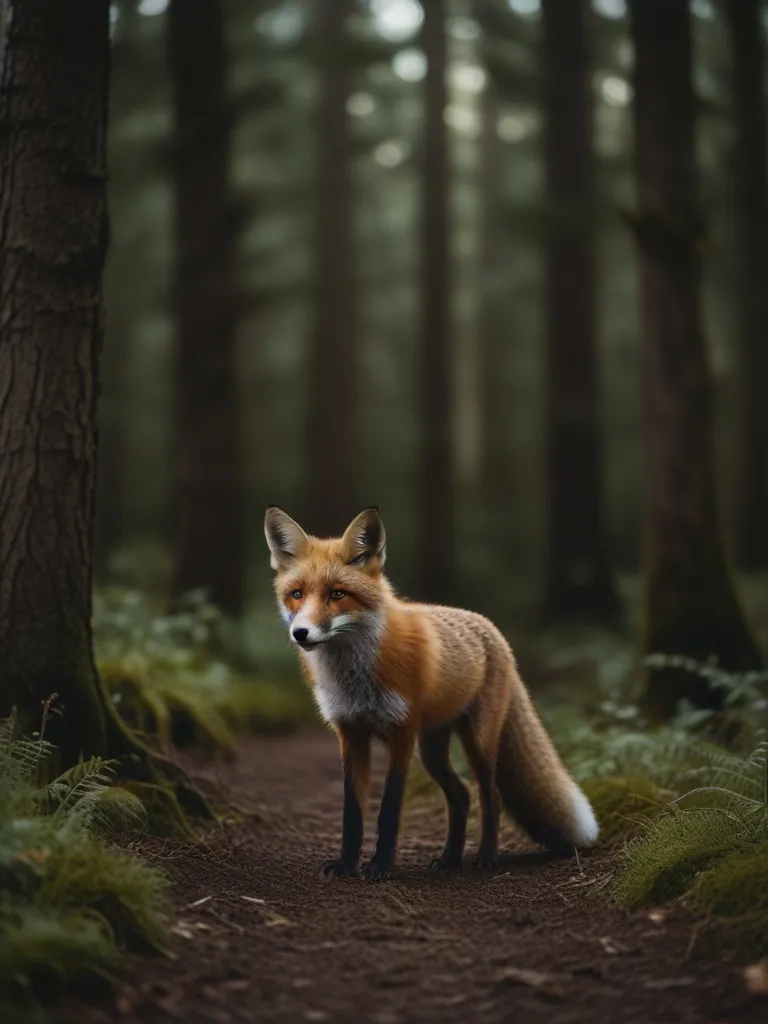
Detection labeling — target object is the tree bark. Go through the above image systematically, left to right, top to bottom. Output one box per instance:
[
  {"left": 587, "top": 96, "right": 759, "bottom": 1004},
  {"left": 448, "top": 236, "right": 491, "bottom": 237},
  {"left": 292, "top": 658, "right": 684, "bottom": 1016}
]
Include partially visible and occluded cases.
[
  {"left": 0, "top": 0, "right": 110, "bottom": 762},
  {"left": 168, "top": 0, "right": 245, "bottom": 614},
  {"left": 304, "top": 0, "right": 358, "bottom": 538},
  {"left": 417, "top": 0, "right": 454, "bottom": 603},
  {"left": 539, "top": 0, "right": 620, "bottom": 628},
  {"left": 628, "top": 0, "right": 762, "bottom": 720},
  {"left": 723, "top": 0, "right": 768, "bottom": 571},
  {"left": 94, "top": 312, "right": 127, "bottom": 581}
]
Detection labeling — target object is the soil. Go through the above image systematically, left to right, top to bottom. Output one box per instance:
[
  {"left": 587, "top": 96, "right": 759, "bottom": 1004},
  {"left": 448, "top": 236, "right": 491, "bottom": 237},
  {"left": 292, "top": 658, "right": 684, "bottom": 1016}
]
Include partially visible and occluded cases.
[{"left": 59, "top": 729, "right": 763, "bottom": 1024}]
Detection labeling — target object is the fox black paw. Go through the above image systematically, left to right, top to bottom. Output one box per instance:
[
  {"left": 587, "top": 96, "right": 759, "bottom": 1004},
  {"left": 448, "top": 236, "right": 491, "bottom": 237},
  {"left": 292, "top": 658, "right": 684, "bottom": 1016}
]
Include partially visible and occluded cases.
[
  {"left": 472, "top": 852, "right": 499, "bottom": 870},
  {"left": 428, "top": 854, "right": 463, "bottom": 872},
  {"left": 320, "top": 859, "right": 358, "bottom": 879},
  {"left": 362, "top": 860, "right": 392, "bottom": 881}
]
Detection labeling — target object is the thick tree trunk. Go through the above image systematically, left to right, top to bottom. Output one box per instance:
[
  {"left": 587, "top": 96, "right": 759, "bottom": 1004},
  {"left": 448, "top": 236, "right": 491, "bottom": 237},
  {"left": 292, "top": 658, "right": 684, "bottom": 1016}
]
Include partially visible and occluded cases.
[
  {"left": 0, "top": 0, "right": 110, "bottom": 763},
  {"left": 168, "top": 0, "right": 245, "bottom": 614},
  {"left": 305, "top": 0, "right": 358, "bottom": 538},
  {"left": 417, "top": 0, "right": 454, "bottom": 603},
  {"left": 539, "top": 0, "right": 620, "bottom": 628},
  {"left": 628, "top": 0, "right": 762, "bottom": 720},
  {"left": 724, "top": 0, "right": 768, "bottom": 571},
  {"left": 94, "top": 315, "right": 127, "bottom": 581}
]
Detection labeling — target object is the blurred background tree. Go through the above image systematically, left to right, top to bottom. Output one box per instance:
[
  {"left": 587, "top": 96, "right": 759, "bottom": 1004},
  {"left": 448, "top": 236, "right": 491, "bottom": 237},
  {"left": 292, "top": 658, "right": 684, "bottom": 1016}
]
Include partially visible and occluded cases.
[
  {"left": 86, "top": 0, "right": 765, "bottom": 707},
  {"left": 168, "top": 0, "right": 245, "bottom": 615},
  {"left": 627, "top": 0, "right": 762, "bottom": 718}
]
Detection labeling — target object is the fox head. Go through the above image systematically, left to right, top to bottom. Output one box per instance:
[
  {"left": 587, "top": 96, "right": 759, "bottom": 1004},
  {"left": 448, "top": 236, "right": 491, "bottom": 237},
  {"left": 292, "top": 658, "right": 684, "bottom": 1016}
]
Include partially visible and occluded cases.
[{"left": 264, "top": 506, "right": 388, "bottom": 651}]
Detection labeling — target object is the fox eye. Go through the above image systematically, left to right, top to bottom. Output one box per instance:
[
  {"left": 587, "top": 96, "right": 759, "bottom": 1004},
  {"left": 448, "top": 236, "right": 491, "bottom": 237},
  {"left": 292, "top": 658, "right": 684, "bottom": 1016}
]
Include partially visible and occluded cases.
[
  {"left": 290, "top": 589, "right": 303, "bottom": 600},
  {"left": 329, "top": 589, "right": 346, "bottom": 601}
]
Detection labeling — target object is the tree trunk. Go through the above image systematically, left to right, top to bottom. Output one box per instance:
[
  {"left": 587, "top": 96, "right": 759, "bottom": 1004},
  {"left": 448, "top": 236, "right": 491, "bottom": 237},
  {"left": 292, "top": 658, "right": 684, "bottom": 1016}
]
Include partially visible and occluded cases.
[
  {"left": 0, "top": 0, "right": 110, "bottom": 763},
  {"left": 94, "top": 0, "right": 142, "bottom": 582},
  {"left": 168, "top": 0, "right": 245, "bottom": 614},
  {"left": 305, "top": 0, "right": 358, "bottom": 538},
  {"left": 417, "top": 0, "right": 454, "bottom": 603},
  {"left": 539, "top": 0, "right": 620, "bottom": 628},
  {"left": 628, "top": 0, "right": 763, "bottom": 720},
  {"left": 724, "top": 0, "right": 768, "bottom": 571},
  {"left": 477, "top": 85, "right": 508, "bottom": 510},
  {"left": 94, "top": 314, "right": 127, "bottom": 581}
]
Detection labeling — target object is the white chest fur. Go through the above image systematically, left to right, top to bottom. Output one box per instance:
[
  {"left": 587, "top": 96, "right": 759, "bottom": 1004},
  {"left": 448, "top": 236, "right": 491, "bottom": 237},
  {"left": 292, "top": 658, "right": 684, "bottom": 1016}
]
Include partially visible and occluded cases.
[{"left": 304, "top": 630, "right": 409, "bottom": 730}]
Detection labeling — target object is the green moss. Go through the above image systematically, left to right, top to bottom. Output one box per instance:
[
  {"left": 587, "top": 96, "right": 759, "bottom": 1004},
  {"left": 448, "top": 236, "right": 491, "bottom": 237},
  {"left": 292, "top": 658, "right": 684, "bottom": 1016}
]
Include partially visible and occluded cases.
[
  {"left": 0, "top": 716, "right": 171, "bottom": 1020},
  {"left": 582, "top": 776, "right": 674, "bottom": 845},
  {"left": 121, "top": 781, "right": 198, "bottom": 840},
  {"left": 613, "top": 809, "right": 750, "bottom": 909},
  {"left": 38, "top": 837, "right": 169, "bottom": 951},
  {"left": 688, "top": 842, "right": 768, "bottom": 953},
  {"left": 0, "top": 906, "right": 117, "bottom": 1020}
]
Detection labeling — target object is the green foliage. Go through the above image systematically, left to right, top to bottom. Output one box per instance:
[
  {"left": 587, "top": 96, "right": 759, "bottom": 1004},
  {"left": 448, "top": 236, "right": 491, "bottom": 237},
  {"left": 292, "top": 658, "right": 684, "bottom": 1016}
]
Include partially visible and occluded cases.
[
  {"left": 94, "top": 586, "right": 313, "bottom": 753},
  {"left": 643, "top": 654, "right": 768, "bottom": 743},
  {"left": 0, "top": 715, "right": 169, "bottom": 1020},
  {"left": 613, "top": 741, "right": 768, "bottom": 954},
  {"left": 581, "top": 776, "right": 675, "bottom": 845},
  {"left": 613, "top": 808, "right": 747, "bottom": 907},
  {"left": 39, "top": 837, "right": 168, "bottom": 951},
  {"left": 689, "top": 843, "right": 768, "bottom": 949},
  {"left": 0, "top": 906, "right": 116, "bottom": 1022}
]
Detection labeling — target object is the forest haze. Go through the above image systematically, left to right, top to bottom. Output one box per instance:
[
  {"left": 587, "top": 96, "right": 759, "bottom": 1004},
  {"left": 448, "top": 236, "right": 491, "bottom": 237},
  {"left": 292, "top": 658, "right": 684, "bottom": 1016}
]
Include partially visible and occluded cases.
[
  {"left": 95, "top": 0, "right": 766, "bottom": 649},
  {"left": 1, "top": 1, "right": 768, "bottom": 1021}
]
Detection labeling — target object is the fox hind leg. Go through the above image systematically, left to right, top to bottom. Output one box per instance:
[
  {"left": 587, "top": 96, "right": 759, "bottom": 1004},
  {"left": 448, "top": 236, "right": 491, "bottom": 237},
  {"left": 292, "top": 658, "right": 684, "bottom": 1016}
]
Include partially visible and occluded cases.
[
  {"left": 457, "top": 712, "right": 503, "bottom": 870},
  {"left": 420, "top": 726, "right": 470, "bottom": 871}
]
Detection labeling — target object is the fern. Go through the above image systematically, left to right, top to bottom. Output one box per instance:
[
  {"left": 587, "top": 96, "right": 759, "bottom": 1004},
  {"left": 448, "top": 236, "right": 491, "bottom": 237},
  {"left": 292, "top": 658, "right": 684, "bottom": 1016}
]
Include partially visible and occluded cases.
[
  {"left": 0, "top": 717, "right": 167, "bottom": 1017},
  {"left": 613, "top": 740, "right": 768, "bottom": 952},
  {"left": 672, "top": 741, "right": 768, "bottom": 829}
]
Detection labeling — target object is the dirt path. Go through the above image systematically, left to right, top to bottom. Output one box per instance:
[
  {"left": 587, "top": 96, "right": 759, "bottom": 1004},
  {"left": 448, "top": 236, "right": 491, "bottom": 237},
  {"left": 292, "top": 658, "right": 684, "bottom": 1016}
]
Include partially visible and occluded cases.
[{"left": 62, "top": 730, "right": 761, "bottom": 1024}]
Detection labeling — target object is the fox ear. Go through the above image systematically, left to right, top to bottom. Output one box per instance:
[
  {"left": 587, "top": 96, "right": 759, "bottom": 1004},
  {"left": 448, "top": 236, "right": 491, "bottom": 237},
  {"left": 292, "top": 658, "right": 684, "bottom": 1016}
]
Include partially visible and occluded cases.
[
  {"left": 264, "top": 507, "right": 309, "bottom": 570},
  {"left": 342, "top": 507, "right": 386, "bottom": 571}
]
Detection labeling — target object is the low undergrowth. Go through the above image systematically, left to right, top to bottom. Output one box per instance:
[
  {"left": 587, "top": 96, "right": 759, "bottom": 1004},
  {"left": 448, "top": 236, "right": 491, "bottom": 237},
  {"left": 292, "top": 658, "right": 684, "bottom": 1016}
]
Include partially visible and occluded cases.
[
  {"left": 94, "top": 587, "right": 313, "bottom": 755},
  {"left": 0, "top": 714, "right": 169, "bottom": 1022},
  {"left": 613, "top": 740, "right": 768, "bottom": 954}
]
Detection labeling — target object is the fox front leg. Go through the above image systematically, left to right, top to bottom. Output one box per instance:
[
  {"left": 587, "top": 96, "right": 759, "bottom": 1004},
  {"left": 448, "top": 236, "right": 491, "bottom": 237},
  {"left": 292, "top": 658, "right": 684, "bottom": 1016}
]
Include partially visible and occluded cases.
[
  {"left": 321, "top": 726, "right": 371, "bottom": 878},
  {"left": 363, "top": 728, "right": 415, "bottom": 881}
]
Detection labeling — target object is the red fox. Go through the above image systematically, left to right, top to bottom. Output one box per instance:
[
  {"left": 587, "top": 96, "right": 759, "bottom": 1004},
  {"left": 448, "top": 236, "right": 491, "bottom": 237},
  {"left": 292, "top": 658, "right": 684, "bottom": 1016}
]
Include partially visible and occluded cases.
[{"left": 265, "top": 506, "right": 599, "bottom": 880}]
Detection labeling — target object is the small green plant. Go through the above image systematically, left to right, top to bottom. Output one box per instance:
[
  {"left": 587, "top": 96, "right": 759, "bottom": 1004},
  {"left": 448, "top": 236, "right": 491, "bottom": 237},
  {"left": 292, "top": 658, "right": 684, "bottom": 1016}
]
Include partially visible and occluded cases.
[
  {"left": 93, "top": 586, "right": 313, "bottom": 752},
  {"left": 644, "top": 654, "right": 768, "bottom": 743},
  {"left": 0, "top": 713, "right": 169, "bottom": 1020},
  {"left": 613, "top": 741, "right": 768, "bottom": 954}
]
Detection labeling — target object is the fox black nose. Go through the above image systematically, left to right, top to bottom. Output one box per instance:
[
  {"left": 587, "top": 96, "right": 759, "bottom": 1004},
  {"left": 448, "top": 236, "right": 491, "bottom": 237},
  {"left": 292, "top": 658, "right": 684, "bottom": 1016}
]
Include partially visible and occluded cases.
[{"left": 292, "top": 627, "right": 309, "bottom": 643}]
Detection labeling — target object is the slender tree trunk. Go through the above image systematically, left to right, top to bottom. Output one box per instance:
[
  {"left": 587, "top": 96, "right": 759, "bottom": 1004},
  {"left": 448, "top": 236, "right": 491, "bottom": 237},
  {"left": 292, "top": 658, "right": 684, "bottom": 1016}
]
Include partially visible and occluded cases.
[
  {"left": 0, "top": 0, "right": 110, "bottom": 762},
  {"left": 94, "top": 0, "right": 142, "bottom": 581},
  {"left": 168, "top": 0, "right": 244, "bottom": 614},
  {"left": 305, "top": 0, "right": 358, "bottom": 537},
  {"left": 417, "top": 0, "right": 454, "bottom": 602},
  {"left": 539, "top": 0, "right": 620, "bottom": 628},
  {"left": 628, "top": 0, "right": 762, "bottom": 720},
  {"left": 724, "top": 0, "right": 768, "bottom": 571},
  {"left": 477, "top": 84, "right": 508, "bottom": 508}
]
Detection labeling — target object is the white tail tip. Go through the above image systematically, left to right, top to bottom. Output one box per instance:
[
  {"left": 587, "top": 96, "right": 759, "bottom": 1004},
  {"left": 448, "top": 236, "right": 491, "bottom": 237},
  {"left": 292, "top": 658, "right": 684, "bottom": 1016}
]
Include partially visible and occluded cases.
[{"left": 568, "top": 783, "right": 599, "bottom": 848}]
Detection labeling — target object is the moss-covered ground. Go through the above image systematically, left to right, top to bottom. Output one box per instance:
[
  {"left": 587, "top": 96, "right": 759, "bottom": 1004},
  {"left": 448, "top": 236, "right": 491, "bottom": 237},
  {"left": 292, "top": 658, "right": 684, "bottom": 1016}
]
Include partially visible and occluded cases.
[{"left": 0, "top": 716, "right": 170, "bottom": 1022}]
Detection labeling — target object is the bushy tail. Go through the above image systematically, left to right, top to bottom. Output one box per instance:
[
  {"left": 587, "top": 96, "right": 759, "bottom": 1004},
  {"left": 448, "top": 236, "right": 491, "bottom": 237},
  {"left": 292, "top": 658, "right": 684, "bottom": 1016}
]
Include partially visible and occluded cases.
[{"left": 495, "top": 680, "right": 599, "bottom": 855}]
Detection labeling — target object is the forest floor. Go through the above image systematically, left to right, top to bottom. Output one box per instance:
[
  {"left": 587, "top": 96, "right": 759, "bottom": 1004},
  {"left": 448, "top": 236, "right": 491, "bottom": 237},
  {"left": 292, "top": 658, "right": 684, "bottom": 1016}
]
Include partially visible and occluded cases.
[{"left": 58, "top": 729, "right": 764, "bottom": 1024}]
